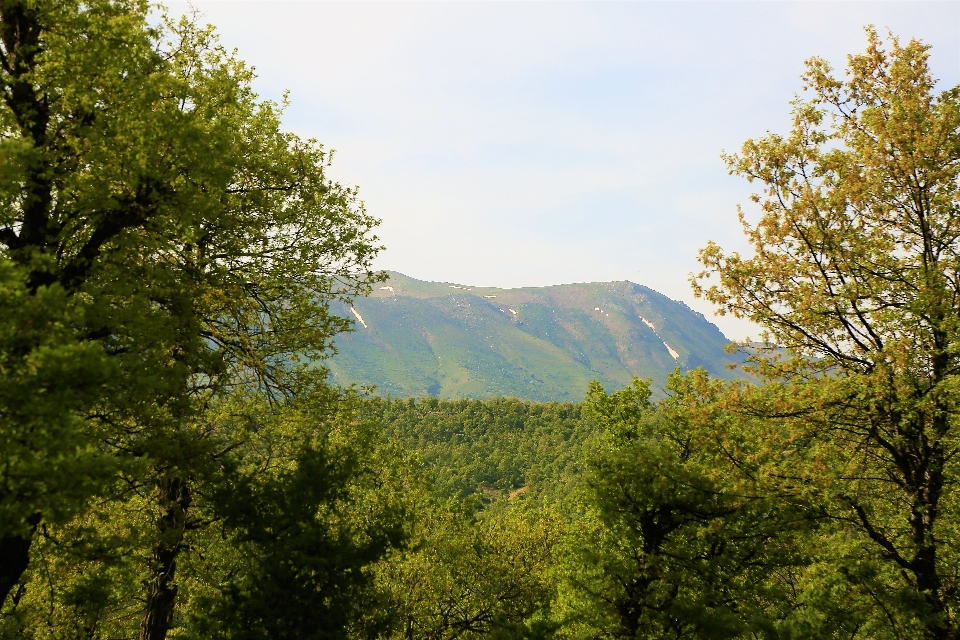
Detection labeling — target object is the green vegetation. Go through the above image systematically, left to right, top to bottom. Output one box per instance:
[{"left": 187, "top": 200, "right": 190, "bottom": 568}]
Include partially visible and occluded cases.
[
  {"left": 0, "top": 2, "right": 386, "bottom": 638},
  {"left": 0, "top": 5, "right": 957, "bottom": 640},
  {"left": 693, "top": 28, "right": 960, "bottom": 638},
  {"left": 327, "top": 272, "right": 747, "bottom": 402},
  {"left": 362, "top": 397, "right": 585, "bottom": 499}
]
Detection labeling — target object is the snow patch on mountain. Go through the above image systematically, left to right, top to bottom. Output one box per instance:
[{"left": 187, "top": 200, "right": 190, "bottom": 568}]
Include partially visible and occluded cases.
[{"left": 350, "top": 307, "right": 368, "bottom": 329}]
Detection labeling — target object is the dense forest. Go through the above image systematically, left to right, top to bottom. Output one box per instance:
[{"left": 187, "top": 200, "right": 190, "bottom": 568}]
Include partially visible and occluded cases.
[{"left": 1, "top": 2, "right": 958, "bottom": 639}]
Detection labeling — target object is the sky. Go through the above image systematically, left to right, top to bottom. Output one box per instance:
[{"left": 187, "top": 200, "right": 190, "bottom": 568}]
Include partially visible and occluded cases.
[{"left": 169, "top": 1, "right": 960, "bottom": 340}]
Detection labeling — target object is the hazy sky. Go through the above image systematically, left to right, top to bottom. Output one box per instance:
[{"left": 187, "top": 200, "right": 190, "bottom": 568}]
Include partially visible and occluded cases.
[{"left": 170, "top": 1, "right": 959, "bottom": 340}]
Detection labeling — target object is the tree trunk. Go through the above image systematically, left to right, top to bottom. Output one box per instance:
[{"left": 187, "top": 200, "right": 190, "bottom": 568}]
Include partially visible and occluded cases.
[
  {"left": 139, "top": 477, "right": 191, "bottom": 640},
  {"left": 0, "top": 512, "right": 40, "bottom": 605}
]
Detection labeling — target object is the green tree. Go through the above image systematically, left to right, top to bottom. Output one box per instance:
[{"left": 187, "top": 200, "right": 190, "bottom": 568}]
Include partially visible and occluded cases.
[
  {"left": 0, "top": 2, "right": 382, "bottom": 636},
  {"left": 696, "top": 30, "right": 960, "bottom": 639},
  {"left": 565, "top": 377, "right": 803, "bottom": 639},
  {"left": 1, "top": 385, "right": 412, "bottom": 640},
  {"left": 178, "top": 390, "right": 412, "bottom": 640},
  {"left": 358, "top": 397, "right": 584, "bottom": 639},
  {"left": 373, "top": 496, "right": 561, "bottom": 640}
]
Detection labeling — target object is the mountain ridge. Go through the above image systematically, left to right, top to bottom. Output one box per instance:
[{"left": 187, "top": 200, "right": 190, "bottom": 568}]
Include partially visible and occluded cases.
[{"left": 327, "top": 272, "right": 745, "bottom": 401}]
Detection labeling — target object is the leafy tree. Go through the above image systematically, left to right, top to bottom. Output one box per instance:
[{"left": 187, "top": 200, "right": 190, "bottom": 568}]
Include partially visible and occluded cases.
[
  {"left": 0, "top": 2, "right": 382, "bottom": 637},
  {"left": 696, "top": 30, "right": 960, "bottom": 639},
  {"left": 564, "top": 377, "right": 805, "bottom": 639},
  {"left": 1, "top": 385, "right": 411, "bottom": 640},
  {"left": 178, "top": 390, "right": 412, "bottom": 640},
  {"left": 359, "top": 397, "right": 575, "bottom": 639},
  {"left": 372, "top": 496, "right": 561, "bottom": 640}
]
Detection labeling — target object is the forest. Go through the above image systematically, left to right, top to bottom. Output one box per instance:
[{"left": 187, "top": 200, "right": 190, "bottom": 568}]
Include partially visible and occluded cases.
[{"left": 0, "top": 2, "right": 958, "bottom": 639}]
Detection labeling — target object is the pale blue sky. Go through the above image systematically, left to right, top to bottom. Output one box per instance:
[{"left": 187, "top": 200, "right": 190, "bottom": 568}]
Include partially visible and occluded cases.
[{"left": 171, "top": 1, "right": 959, "bottom": 339}]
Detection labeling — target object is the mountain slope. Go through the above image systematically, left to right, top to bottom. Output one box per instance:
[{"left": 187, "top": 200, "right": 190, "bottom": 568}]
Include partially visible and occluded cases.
[{"left": 327, "top": 272, "right": 744, "bottom": 401}]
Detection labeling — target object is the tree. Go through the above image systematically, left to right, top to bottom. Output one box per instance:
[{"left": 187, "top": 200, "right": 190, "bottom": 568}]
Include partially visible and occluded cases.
[
  {"left": 0, "top": 2, "right": 382, "bottom": 635},
  {"left": 696, "top": 29, "right": 960, "bottom": 639},
  {"left": 565, "top": 377, "right": 803, "bottom": 639},
  {"left": 0, "top": 385, "right": 413, "bottom": 640},
  {"left": 177, "top": 389, "right": 411, "bottom": 640},
  {"left": 372, "top": 496, "right": 560, "bottom": 640}
]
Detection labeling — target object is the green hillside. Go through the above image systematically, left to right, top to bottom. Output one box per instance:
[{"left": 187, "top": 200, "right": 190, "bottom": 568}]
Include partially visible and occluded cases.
[{"left": 327, "top": 272, "right": 745, "bottom": 401}]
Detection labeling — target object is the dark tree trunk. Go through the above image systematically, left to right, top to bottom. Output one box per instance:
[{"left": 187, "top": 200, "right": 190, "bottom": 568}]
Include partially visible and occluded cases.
[
  {"left": 139, "top": 477, "right": 191, "bottom": 640},
  {"left": 0, "top": 512, "right": 40, "bottom": 604}
]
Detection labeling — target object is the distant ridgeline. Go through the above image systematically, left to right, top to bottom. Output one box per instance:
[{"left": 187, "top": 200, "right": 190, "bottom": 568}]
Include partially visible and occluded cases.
[{"left": 327, "top": 271, "right": 747, "bottom": 401}]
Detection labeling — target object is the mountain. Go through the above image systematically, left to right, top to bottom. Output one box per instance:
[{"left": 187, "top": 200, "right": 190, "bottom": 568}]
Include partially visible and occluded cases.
[{"left": 326, "top": 272, "right": 745, "bottom": 402}]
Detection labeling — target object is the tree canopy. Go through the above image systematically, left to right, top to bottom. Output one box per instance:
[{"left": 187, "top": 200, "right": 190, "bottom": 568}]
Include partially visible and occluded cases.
[
  {"left": 0, "top": 1, "right": 385, "bottom": 637},
  {"left": 696, "top": 29, "right": 960, "bottom": 639}
]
